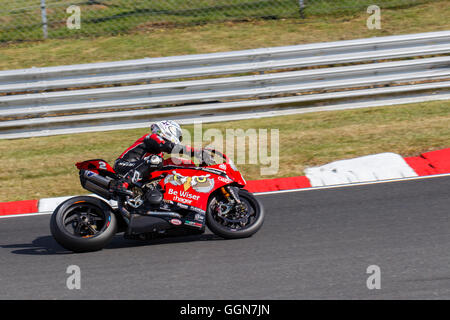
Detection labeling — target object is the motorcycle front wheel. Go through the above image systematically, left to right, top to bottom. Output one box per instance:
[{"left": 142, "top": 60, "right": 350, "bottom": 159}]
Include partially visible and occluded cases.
[
  {"left": 206, "top": 188, "right": 264, "bottom": 239},
  {"left": 50, "top": 196, "right": 117, "bottom": 253}
]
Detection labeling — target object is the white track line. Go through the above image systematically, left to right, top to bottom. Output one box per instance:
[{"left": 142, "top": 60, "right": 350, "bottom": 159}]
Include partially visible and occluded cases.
[{"left": 1, "top": 173, "right": 449, "bottom": 219}]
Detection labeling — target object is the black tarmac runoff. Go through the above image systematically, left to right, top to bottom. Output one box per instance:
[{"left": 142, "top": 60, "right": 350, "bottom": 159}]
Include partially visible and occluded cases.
[{"left": 1, "top": 175, "right": 450, "bottom": 299}]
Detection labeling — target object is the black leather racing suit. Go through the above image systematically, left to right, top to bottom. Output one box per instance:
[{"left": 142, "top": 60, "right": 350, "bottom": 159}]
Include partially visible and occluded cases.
[
  {"left": 114, "top": 133, "right": 198, "bottom": 185},
  {"left": 114, "top": 133, "right": 173, "bottom": 182}
]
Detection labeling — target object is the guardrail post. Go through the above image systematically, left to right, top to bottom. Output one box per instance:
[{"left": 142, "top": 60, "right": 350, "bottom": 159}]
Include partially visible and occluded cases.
[{"left": 40, "top": 0, "right": 48, "bottom": 39}]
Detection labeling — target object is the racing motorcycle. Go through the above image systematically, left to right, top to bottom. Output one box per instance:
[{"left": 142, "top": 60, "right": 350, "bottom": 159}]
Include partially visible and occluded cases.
[{"left": 50, "top": 148, "right": 264, "bottom": 252}]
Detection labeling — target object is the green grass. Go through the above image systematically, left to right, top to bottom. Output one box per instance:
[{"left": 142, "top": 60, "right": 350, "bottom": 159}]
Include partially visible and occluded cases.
[
  {"left": 0, "top": 0, "right": 449, "bottom": 70},
  {"left": 0, "top": 0, "right": 300, "bottom": 41},
  {"left": 1, "top": 0, "right": 434, "bottom": 41},
  {"left": 304, "top": 0, "right": 433, "bottom": 15},
  {"left": 0, "top": 100, "right": 449, "bottom": 202}
]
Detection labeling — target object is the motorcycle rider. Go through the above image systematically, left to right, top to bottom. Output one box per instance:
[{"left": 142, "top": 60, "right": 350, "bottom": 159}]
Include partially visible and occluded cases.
[{"left": 112, "top": 120, "right": 205, "bottom": 202}]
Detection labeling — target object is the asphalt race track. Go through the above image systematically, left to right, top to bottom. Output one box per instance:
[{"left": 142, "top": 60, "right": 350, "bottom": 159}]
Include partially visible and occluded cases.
[{"left": 1, "top": 175, "right": 450, "bottom": 299}]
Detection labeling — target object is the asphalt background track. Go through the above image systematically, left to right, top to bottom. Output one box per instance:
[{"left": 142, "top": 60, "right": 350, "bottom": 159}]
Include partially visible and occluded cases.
[{"left": 0, "top": 176, "right": 449, "bottom": 299}]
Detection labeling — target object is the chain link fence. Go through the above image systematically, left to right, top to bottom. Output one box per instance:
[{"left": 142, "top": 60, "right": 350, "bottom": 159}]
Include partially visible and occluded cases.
[{"left": 0, "top": 0, "right": 437, "bottom": 42}]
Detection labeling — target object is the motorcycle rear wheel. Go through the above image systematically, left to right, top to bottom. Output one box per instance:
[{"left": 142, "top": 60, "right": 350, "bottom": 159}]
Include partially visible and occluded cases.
[
  {"left": 206, "top": 189, "right": 264, "bottom": 239},
  {"left": 50, "top": 196, "right": 117, "bottom": 253}
]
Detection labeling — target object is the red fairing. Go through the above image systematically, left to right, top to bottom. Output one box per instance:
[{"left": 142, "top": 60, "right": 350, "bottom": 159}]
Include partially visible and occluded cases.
[
  {"left": 75, "top": 152, "right": 247, "bottom": 213},
  {"left": 209, "top": 153, "right": 246, "bottom": 187},
  {"left": 151, "top": 156, "right": 247, "bottom": 212},
  {"left": 75, "top": 159, "right": 116, "bottom": 174},
  {"left": 210, "top": 162, "right": 246, "bottom": 187},
  {"left": 158, "top": 168, "right": 233, "bottom": 212}
]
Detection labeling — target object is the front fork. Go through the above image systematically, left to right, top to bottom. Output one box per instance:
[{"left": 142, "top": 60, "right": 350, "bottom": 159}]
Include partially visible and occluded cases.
[
  {"left": 220, "top": 185, "right": 240, "bottom": 203},
  {"left": 220, "top": 186, "right": 246, "bottom": 214}
]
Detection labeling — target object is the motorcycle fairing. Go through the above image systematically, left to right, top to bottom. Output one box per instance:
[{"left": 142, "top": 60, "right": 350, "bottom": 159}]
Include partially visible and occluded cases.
[
  {"left": 75, "top": 156, "right": 247, "bottom": 213},
  {"left": 76, "top": 159, "right": 116, "bottom": 176},
  {"left": 158, "top": 168, "right": 231, "bottom": 212}
]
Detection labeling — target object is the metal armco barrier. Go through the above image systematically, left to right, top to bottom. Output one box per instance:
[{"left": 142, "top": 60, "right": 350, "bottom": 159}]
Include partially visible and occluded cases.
[{"left": 1, "top": 31, "right": 449, "bottom": 139}]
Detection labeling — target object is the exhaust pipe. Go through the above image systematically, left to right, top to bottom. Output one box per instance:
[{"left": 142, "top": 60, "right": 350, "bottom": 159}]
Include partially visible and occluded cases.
[{"left": 80, "top": 170, "right": 114, "bottom": 200}]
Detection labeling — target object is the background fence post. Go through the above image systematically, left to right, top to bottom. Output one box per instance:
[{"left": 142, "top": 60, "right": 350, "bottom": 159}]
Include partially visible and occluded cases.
[
  {"left": 40, "top": 0, "right": 48, "bottom": 39},
  {"left": 299, "top": 0, "right": 305, "bottom": 19}
]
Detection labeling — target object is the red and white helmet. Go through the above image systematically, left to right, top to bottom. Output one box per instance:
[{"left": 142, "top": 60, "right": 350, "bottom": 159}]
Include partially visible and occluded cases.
[{"left": 150, "top": 120, "right": 183, "bottom": 144}]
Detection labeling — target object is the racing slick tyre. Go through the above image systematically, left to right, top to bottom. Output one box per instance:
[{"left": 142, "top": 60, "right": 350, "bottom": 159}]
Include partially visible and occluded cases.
[
  {"left": 206, "top": 189, "right": 264, "bottom": 239},
  {"left": 50, "top": 196, "right": 117, "bottom": 253}
]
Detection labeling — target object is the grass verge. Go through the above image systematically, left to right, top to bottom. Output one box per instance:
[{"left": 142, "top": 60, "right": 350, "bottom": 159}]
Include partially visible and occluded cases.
[
  {"left": 0, "top": 0, "right": 435, "bottom": 41},
  {"left": 0, "top": 99, "right": 449, "bottom": 202}
]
